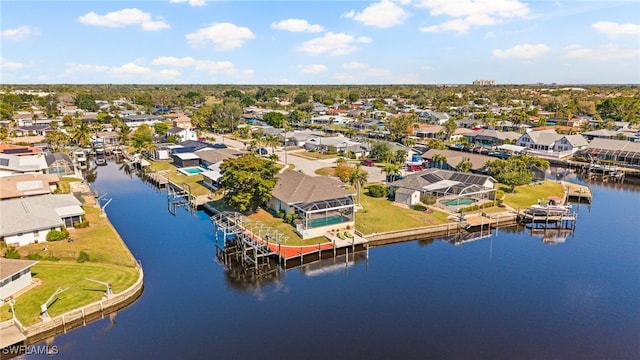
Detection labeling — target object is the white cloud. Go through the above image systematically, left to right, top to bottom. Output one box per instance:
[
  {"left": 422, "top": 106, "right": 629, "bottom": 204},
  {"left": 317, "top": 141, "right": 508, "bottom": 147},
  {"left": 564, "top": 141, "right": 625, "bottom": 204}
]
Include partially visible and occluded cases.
[
  {"left": 169, "top": 0, "right": 207, "bottom": 7},
  {"left": 343, "top": 0, "right": 410, "bottom": 29},
  {"left": 417, "top": 0, "right": 530, "bottom": 34},
  {"left": 78, "top": 8, "right": 170, "bottom": 31},
  {"left": 271, "top": 19, "right": 324, "bottom": 33},
  {"left": 592, "top": 21, "right": 640, "bottom": 36},
  {"left": 186, "top": 23, "right": 255, "bottom": 51},
  {"left": 1, "top": 26, "right": 41, "bottom": 41},
  {"left": 297, "top": 32, "right": 372, "bottom": 56},
  {"left": 493, "top": 43, "right": 550, "bottom": 59},
  {"left": 563, "top": 44, "right": 639, "bottom": 60},
  {"left": 150, "top": 56, "right": 252, "bottom": 80},
  {"left": 0, "top": 57, "right": 25, "bottom": 70},
  {"left": 341, "top": 61, "right": 369, "bottom": 70},
  {"left": 64, "top": 62, "right": 109, "bottom": 74},
  {"left": 109, "top": 63, "right": 153, "bottom": 77},
  {"left": 298, "top": 64, "right": 328, "bottom": 73}
]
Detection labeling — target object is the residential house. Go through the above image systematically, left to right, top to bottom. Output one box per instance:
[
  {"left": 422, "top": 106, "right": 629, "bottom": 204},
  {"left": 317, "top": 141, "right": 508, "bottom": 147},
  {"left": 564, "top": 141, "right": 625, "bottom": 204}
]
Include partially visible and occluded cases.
[
  {"left": 418, "top": 110, "right": 450, "bottom": 125},
  {"left": 121, "top": 114, "right": 163, "bottom": 129},
  {"left": 172, "top": 115, "right": 193, "bottom": 129},
  {"left": 13, "top": 125, "right": 52, "bottom": 137},
  {"left": 414, "top": 125, "right": 445, "bottom": 140},
  {"left": 167, "top": 127, "right": 197, "bottom": 142},
  {"left": 467, "top": 129, "right": 521, "bottom": 148},
  {"left": 516, "top": 130, "right": 588, "bottom": 158},
  {"left": 96, "top": 131, "right": 120, "bottom": 148},
  {"left": 578, "top": 138, "right": 640, "bottom": 167},
  {"left": 0, "top": 144, "right": 42, "bottom": 156},
  {"left": 196, "top": 148, "right": 246, "bottom": 190},
  {"left": 422, "top": 149, "right": 495, "bottom": 172},
  {"left": 171, "top": 152, "right": 200, "bottom": 168},
  {"left": 0, "top": 153, "right": 48, "bottom": 177},
  {"left": 45, "top": 153, "right": 76, "bottom": 176},
  {"left": 389, "top": 168, "right": 496, "bottom": 207},
  {"left": 267, "top": 170, "right": 355, "bottom": 239},
  {"left": 0, "top": 173, "right": 60, "bottom": 200},
  {"left": 0, "top": 194, "right": 85, "bottom": 246},
  {"left": 0, "top": 258, "right": 39, "bottom": 300}
]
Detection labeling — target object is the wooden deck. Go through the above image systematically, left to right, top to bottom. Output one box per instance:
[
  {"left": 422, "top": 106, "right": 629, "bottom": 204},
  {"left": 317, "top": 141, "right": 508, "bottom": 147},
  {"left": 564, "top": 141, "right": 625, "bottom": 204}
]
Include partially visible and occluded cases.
[{"left": 564, "top": 182, "right": 592, "bottom": 203}]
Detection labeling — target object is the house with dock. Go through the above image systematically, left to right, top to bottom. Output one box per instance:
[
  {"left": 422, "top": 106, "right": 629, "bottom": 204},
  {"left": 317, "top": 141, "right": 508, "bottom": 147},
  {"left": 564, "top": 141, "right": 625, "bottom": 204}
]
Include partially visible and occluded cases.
[
  {"left": 516, "top": 130, "right": 588, "bottom": 159},
  {"left": 578, "top": 138, "right": 640, "bottom": 167},
  {"left": 389, "top": 169, "right": 497, "bottom": 207},
  {"left": 267, "top": 170, "right": 355, "bottom": 239},
  {"left": 0, "top": 173, "right": 60, "bottom": 200}
]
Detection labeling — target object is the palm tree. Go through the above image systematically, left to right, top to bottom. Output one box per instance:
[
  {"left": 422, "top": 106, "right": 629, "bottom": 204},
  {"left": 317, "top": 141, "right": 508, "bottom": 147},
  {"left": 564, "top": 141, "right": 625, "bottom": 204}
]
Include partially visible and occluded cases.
[
  {"left": 70, "top": 121, "right": 92, "bottom": 147},
  {"left": 264, "top": 134, "right": 280, "bottom": 155},
  {"left": 431, "top": 154, "right": 447, "bottom": 169},
  {"left": 382, "top": 163, "right": 401, "bottom": 182},
  {"left": 349, "top": 164, "right": 368, "bottom": 206}
]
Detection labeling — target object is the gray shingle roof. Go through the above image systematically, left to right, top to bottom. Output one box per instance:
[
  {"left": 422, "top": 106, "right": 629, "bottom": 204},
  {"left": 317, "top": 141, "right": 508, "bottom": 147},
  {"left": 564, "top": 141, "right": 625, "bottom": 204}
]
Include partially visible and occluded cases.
[
  {"left": 271, "top": 170, "right": 353, "bottom": 204},
  {"left": 0, "top": 194, "right": 83, "bottom": 236}
]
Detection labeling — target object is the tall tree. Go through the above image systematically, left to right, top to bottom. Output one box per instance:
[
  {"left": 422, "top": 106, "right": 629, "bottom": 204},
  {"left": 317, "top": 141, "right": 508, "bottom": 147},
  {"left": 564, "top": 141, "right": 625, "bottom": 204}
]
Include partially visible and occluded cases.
[
  {"left": 132, "top": 123, "right": 153, "bottom": 152},
  {"left": 219, "top": 155, "right": 279, "bottom": 212},
  {"left": 382, "top": 163, "right": 401, "bottom": 182},
  {"left": 349, "top": 164, "right": 368, "bottom": 206}
]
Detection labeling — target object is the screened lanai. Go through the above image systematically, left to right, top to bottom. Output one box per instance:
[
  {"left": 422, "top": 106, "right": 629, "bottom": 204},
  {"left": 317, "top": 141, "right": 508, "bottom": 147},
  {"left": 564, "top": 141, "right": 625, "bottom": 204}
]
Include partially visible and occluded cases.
[{"left": 293, "top": 196, "right": 354, "bottom": 231}]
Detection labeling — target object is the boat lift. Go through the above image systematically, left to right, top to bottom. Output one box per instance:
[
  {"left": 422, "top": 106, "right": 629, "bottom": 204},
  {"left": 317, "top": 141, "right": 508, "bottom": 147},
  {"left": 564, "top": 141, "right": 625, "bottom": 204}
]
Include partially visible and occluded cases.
[
  {"left": 86, "top": 278, "right": 113, "bottom": 297},
  {"left": 40, "top": 287, "right": 69, "bottom": 320}
]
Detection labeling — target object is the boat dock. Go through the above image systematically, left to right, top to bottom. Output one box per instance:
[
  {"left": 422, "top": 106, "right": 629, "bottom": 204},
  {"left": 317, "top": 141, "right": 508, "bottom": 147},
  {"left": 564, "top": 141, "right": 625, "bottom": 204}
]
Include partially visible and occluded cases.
[{"left": 564, "top": 182, "right": 592, "bottom": 204}]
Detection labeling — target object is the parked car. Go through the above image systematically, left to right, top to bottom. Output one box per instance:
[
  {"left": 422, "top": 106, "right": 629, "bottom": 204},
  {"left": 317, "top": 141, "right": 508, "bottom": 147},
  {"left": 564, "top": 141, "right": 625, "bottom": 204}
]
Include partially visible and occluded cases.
[
  {"left": 361, "top": 159, "right": 374, "bottom": 166},
  {"left": 407, "top": 164, "right": 424, "bottom": 172}
]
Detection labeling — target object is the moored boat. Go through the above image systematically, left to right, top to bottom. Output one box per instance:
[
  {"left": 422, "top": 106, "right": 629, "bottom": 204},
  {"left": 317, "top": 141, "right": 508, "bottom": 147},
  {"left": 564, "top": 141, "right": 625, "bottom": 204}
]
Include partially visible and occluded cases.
[{"left": 525, "top": 204, "right": 572, "bottom": 216}]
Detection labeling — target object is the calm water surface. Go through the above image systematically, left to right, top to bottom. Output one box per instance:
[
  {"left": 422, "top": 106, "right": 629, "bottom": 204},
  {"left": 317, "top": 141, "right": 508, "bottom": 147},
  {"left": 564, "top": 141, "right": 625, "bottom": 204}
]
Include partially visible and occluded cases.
[{"left": 30, "top": 162, "right": 640, "bottom": 359}]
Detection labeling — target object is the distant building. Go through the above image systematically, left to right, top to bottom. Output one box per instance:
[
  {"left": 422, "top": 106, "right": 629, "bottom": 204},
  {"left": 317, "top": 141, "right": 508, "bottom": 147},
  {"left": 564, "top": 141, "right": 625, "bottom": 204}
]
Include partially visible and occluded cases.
[
  {"left": 472, "top": 80, "right": 496, "bottom": 86},
  {"left": 0, "top": 258, "right": 39, "bottom": 300}
]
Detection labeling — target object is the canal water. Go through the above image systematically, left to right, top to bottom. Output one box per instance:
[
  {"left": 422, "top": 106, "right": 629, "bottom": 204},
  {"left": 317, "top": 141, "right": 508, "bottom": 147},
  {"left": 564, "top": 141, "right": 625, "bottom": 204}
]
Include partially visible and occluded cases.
[{"left": 30, "top": 162, "right": 640, "bottom": 359}]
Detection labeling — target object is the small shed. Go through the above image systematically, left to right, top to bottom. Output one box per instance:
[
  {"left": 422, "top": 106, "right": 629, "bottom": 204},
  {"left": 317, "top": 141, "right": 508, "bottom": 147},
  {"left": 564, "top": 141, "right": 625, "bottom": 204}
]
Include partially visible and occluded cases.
[
  {"left": 171, "top": 153, "right": 200, "bottom": 168},
  {"left": 394, "top": 188, "right": 420, "bottom": 206},
  {"left": 0, "top": 258, "right": 38, "bottom": 300}
]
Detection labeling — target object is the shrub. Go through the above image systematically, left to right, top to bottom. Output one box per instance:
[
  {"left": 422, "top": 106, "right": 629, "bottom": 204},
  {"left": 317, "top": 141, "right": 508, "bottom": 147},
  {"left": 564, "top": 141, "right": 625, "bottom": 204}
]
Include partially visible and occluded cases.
[
  {"left": 367, "top": 184, "right": 389, "bottom": 198},
  {"left": 495, "top": 189, "right": 505, "bottom": 200},
  {"left": 420, "top": 193, "right": 437, "bottom": 205},
  {"left": 412, "top": 204, "right": 428, "bottom": 212},
  {"left": 276, "top": 209, "right": 285, "bottom": 219},
  {"left": 284, "top": 214, "right": 294, "bottom": 224},
  {"left": 74, "top": 220, "right": 90, "bottom": 228},
  {"left": 47, "top": 227, "right": 69, "bottom": 242},
  {"left": 5, "top": 247, "right": 20, "bottom": 259},
  {"left": 77, "top": 251, "right": 91, "bottom": 263},
  {"left": 26, "top": 253, "right": 42, "bottom": 260},
  {"left": 43, "top": 256, "right": 60, "bottom": 262}
]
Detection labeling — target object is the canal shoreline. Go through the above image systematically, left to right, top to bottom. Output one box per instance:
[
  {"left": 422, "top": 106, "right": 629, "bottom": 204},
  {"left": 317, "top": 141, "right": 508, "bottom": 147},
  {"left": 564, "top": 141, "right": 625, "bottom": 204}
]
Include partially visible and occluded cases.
[{"left": 1, "top": 204, "right": 144, "bottom": 356}]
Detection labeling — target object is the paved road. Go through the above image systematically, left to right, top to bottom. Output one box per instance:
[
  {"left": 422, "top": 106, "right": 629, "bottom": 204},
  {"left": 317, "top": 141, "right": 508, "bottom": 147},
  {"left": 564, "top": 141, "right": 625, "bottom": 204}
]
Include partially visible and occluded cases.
[{"left": 204, "top": 133, "right": 385, "bottom": 183}]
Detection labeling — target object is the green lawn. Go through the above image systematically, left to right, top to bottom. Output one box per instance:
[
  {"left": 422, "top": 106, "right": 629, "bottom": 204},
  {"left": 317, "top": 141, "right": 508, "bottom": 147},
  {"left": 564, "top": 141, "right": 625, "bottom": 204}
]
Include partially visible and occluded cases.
[
  {"left": 147, "top": 160, "right": 211, "bottom": 196},
  {"left": 501, "top": 180, "right": 566, "bottom": 210},
  {"left": 356, "top": 193, "right": 451, "bottom": 235},
  {"left": 17, "top": 206, "right": 137, "bottom": 267},
  {"left": 0, "top": 262, "right": 139, "bottom": 326}
]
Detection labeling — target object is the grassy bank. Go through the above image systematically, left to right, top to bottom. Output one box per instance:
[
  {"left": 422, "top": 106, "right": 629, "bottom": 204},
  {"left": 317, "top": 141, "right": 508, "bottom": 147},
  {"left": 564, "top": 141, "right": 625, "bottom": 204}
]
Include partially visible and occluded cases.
[
  {"left": 148, "top": 160, "right": 211, "bottom": 196},
  {"left": 502, "top": 180, "right": 566, "bottom": 210},
  {"left": 356, "top": 193, "right": 451, "bottom": 235},
  {"left": 0, "top": 262, "right": 139, "bottom": 326}
]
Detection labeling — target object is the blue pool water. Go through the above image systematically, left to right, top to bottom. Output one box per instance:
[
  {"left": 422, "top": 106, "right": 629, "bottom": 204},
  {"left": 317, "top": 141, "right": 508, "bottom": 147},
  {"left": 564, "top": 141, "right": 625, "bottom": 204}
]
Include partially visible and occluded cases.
[
  {"left": 179, "top": 166, "right": 206, "bottom": 175},
  {"left": 442, "top": 198, "right": 477, "bottom": 206},
  {"left": 308, "top": 215, "right": 350, "bottom": 228}
]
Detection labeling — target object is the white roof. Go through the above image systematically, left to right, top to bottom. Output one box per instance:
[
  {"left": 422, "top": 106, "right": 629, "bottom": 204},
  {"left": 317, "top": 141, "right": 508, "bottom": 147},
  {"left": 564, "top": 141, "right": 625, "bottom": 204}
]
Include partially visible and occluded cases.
[
  {"left": 497, "top": 144, "right": 526, "bottom": 152},
  {"left": 173, "top": 153, "right": 200, "bottom": 160},
  {"left": 201, "top": 169, "right": 222, "bottom": 182}
]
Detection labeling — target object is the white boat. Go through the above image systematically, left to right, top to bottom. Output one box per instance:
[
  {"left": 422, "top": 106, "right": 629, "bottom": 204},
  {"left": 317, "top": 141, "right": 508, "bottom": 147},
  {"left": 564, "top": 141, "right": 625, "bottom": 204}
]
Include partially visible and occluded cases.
[
  {"left": 73, "top": 150, "right": 88, "bottom": 170},
  {"left": 526, "top": 204, "right": 572, "bottom": 216}
]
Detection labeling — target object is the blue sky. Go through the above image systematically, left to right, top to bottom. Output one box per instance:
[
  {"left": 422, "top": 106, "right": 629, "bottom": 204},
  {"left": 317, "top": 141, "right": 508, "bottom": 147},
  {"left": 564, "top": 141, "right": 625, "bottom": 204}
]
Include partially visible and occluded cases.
[{"left": 1, "top": 0, "right": 639, "bottom": 85}]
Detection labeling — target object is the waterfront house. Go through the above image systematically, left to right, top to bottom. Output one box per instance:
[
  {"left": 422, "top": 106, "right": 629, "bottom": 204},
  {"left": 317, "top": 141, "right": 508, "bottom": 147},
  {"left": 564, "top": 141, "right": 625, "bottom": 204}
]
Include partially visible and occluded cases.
[
  {"left": 467, "top": 129, "right": 521, "bottom": 148},
  {"left": 516, "top": 130, "right": 588, "bottom": 159},
  {"left": 96, "top": 131, "right": 120, "bottom": 148},
  {"left": 578, "top": 138, "right": 640, "bottom": 167},
  {"left": 0, "top": 144, "right": 42, "bottom": 156},
  {"left": 197, "top": 148, "right": 247, "bottom": 190},
  {"left": 171, "top": 152, "right": 200, "bottom": 168},
  {"left": 0, "top": 153, "right": 48, "bottom": 177},
  {"left": 45, "top": 153, "right": 76, "bottom": 176},
  {"left": 389, "top": 168, "right": 496, "bottom": 207},
  {"left": 267, "top": 170, "right": 355, "bottom": 239},
  {"left": 0, "top": 173, "right": 60, "bottom": 200},
  {"left": 0, "top": 194, "right": 85, "bottom": 247},
  {"left": 0, "top": 258, "right": 38, "bottom": 300}
]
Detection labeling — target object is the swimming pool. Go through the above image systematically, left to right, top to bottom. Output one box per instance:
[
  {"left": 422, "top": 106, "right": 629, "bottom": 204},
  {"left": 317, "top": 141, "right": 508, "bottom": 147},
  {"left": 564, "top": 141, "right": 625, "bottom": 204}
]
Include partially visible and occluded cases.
[
  {"left": 178, "top": 166, "right": 207, "bottom": 176},
  {"left": 442, "top": 198, "right": 477, "bottom": 206},
  {"left": 308, "top": 215, "right": 350, "bottom": 228}
]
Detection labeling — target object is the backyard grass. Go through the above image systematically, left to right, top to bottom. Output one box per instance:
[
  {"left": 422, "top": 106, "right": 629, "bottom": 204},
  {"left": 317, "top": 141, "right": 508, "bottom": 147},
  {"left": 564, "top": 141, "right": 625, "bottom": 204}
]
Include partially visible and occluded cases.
[
  {"left": 147, "top": 160, "right": 210, "bottom": 196},
  {"left": 57, "top": 177, "right": 82, "bottom": 194},
  {"left": 501, "top": 180, "right": 566, "bottom": 210},
  {"left": 356, "top": 194, "right": 451, "bottom": 235},
  {"left": 16, "top": 206, "right": 137, "bottom": 267},
  {"left": 0, "top": 262, "right": 139, "bottom": 326}
]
